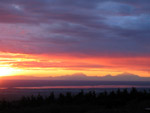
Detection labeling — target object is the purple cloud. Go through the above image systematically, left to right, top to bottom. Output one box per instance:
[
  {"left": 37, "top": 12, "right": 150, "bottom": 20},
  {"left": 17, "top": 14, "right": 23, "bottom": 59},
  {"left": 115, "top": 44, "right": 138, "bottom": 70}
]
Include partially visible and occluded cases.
[{"left": 0, "top": 0, "right": 149, "bottom": 57}]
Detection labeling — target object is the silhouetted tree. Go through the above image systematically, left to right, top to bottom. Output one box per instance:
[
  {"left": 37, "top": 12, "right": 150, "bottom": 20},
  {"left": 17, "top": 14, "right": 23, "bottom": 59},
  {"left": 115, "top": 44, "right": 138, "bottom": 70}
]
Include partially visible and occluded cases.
[
  {"left": 1, "top": 88, "right": 150, "bottom": 113},
  {"left": 46, "top": 92, "right": 55, "bottom": 104}
]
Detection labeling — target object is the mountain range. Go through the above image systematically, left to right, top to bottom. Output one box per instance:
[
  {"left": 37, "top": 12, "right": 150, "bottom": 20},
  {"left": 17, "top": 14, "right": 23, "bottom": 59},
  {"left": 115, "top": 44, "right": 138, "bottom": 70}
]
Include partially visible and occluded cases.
[{"left": 1, "top": 73, "right": 150, "bottom": 81}]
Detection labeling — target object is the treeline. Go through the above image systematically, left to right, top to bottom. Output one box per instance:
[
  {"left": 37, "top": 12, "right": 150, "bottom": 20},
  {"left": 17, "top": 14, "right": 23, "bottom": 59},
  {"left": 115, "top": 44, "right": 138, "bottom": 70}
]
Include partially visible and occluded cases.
[{"left": 0, "top": 88, "right": 150, "bottom": 113}]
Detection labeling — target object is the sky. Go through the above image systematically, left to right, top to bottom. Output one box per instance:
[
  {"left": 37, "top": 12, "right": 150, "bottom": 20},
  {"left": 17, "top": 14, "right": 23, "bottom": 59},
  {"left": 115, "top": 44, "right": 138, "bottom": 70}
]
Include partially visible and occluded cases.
[{"left": 0, "top": 0, "right": 149, "bottom": 78}]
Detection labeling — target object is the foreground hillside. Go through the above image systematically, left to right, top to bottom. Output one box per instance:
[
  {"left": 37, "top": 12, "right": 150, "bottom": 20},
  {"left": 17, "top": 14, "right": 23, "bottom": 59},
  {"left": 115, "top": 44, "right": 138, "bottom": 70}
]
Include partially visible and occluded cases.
[{"left": 0, "top": 88, "right": 150, "bottom": 113}]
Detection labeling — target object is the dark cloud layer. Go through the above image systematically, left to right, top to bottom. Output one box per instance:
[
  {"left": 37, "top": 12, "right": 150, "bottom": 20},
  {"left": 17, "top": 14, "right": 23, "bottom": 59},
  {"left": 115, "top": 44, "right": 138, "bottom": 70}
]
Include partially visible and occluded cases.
[{"left": 0, "top": 0, "right": 150, "bottom": 57}]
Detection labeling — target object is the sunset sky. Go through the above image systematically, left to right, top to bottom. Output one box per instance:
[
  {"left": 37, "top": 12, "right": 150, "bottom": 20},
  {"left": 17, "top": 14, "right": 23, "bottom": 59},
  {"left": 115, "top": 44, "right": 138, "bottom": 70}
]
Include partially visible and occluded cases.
[{"left": 0, "top": 0, "right": 149, "bottom": 78}]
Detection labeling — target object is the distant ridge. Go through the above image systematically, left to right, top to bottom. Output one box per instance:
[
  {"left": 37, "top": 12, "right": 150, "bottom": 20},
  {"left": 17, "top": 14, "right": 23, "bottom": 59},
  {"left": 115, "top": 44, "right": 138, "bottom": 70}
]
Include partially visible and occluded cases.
[{"left": 1, "top": 73, "right": 150, "bottom": 81}]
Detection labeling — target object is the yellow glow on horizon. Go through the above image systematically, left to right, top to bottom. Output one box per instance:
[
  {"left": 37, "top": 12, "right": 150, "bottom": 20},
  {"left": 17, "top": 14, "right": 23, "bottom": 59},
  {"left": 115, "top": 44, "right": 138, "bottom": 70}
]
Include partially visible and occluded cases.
[
  {"left": 0, "top": 52, "right": 149, "bottom": 77},
  {"left": 0, "top": 67, "right": 22, "bottom": 77},
  {"left": 0, "top": 67, "right": 14, "bottom": 76}
]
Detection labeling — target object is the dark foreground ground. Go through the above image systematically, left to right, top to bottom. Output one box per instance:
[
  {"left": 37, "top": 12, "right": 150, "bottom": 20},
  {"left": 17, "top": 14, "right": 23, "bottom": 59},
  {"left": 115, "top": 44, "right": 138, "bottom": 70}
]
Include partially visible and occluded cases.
[{"left": 0, "top": 88, "right": 150, "bottom": 113}]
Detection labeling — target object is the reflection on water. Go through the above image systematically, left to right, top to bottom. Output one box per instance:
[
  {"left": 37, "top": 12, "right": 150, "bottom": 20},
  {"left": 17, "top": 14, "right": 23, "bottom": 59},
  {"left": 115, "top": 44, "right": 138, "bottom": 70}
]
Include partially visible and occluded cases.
[
  {"left": 0, "top": 85, "right": 150, "bottom": 101},
  {"left": 14, "top": 85, "right": 150, "bottom": 89},
  {"left": 0, "top": 87, "right": 7, "bottom": 89}
]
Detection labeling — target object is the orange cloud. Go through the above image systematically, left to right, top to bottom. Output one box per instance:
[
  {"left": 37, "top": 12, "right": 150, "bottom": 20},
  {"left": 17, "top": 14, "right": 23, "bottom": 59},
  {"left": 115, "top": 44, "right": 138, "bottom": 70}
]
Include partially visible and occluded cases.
[{"left": 0, "top": 52, "right": 149, "bottom": 77}]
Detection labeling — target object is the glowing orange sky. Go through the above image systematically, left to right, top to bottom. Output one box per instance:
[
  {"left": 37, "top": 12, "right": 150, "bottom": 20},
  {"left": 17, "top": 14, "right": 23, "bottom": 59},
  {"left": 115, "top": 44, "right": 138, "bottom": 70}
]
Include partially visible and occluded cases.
[
  {"left": 0, "top": 0, "right": 150, "bottom": 78},
  {"left": 0, "top": 52, "right": 149, "bottom": 77}
]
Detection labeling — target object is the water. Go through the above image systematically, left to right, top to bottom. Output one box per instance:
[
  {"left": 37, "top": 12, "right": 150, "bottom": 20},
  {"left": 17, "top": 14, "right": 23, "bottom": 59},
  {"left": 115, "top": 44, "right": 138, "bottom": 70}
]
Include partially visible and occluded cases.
[
  {"left": 0, "top": 80, "right": 150, "bottom": 100},
  {"left": 0, "top": 85, "right": 150, "bottom": 101},
  {"left": 14, "top": 85, "right": 150, "bottom": 89}
]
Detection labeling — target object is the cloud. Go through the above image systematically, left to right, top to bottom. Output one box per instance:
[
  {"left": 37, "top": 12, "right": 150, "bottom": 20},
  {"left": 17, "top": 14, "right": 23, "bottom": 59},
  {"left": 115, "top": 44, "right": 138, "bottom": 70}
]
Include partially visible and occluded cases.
[{"left": 0, "top": 0, "right": 149, "bottom": 57}]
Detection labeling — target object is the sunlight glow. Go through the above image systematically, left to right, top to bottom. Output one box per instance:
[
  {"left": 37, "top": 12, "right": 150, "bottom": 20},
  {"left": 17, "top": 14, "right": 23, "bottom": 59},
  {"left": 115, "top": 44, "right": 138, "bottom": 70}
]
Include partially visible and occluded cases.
[
  {"left": 0, "top": 52, "right": 149, "bottom": 77},
  {"left": 0, "top": 67, "right": 17, "bottom": 76}
]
